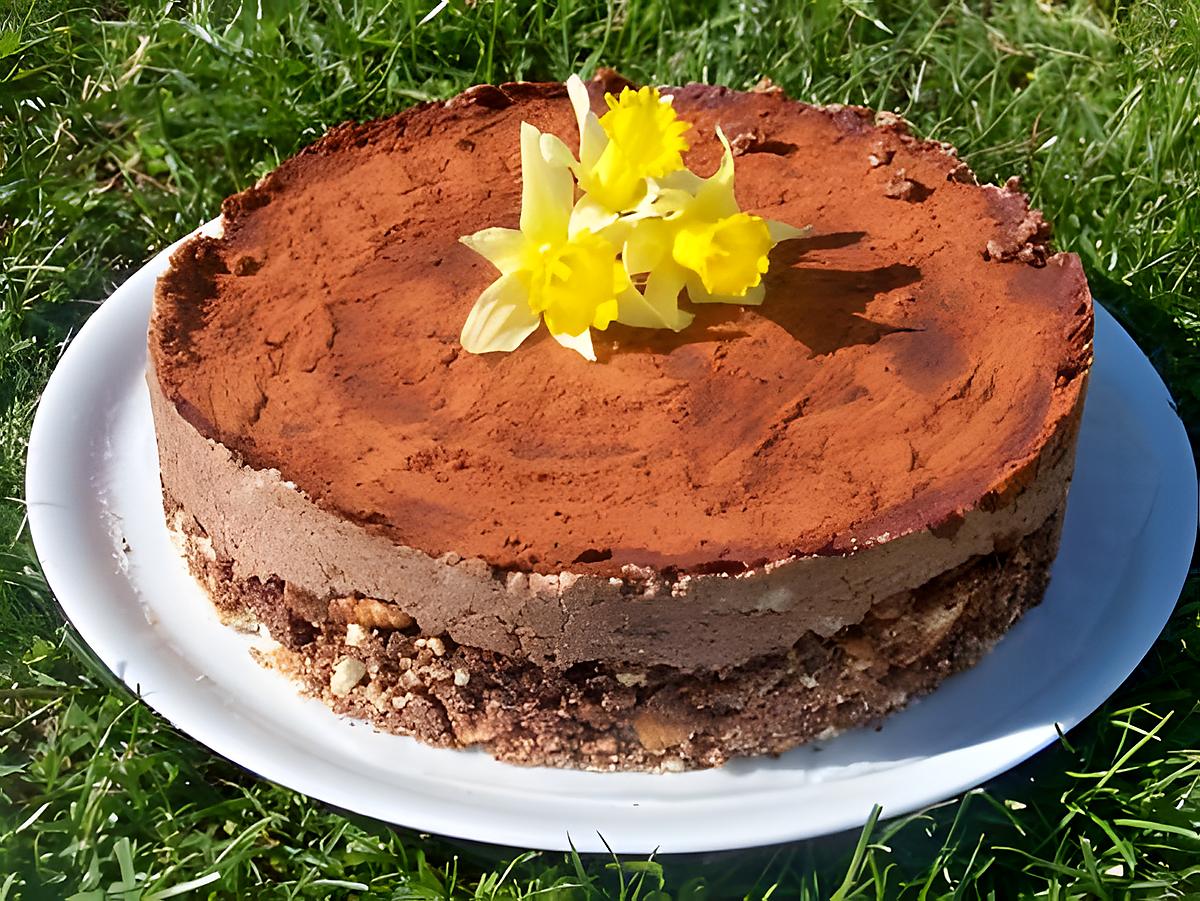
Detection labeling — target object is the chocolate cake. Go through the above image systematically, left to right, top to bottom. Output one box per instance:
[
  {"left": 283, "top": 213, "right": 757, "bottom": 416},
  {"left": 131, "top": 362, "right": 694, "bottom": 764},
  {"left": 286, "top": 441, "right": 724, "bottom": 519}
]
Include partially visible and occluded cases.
[{"left": 148, "top": 72, "right": 1093, "bottom": 771}]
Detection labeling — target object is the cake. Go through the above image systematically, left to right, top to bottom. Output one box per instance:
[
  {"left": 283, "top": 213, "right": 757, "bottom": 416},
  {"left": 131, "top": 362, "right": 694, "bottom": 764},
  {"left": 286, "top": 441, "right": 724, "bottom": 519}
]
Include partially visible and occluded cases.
[{"left": 147, "top": 71, "right": 1093, "bottom": 771}]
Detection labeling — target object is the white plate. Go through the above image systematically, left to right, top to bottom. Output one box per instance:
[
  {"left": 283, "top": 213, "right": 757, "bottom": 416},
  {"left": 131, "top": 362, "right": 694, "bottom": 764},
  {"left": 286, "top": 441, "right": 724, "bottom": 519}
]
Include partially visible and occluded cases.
[{"left": 26, "top": 225, "right": 1197, "bottom": 855}]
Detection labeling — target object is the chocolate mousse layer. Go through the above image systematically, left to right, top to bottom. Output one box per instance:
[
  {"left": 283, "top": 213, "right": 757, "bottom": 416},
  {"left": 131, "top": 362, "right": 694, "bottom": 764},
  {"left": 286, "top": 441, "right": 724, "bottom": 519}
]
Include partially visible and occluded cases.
[{"left": 148, "top": 75, "right": 1092, "bottom": 768}]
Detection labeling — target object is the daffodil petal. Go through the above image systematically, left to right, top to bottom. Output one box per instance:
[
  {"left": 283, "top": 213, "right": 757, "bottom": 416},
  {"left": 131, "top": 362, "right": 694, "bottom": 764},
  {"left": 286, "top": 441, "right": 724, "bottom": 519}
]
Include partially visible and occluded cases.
[
  {"left": 567, "top": 74, "right": 607, "bottom": 171},
  {"left": 519, "top": 121, "right": 573, "bottom": 244},
  {"left": 714, "top": 126, "right": 736, "bottom": 182},
  {"left": 687, "top": 127, "right": 741, "bottom": 221},
  {"left": 539, "top": 132, "right": 576, "bottom": 169},
  {"left": 652, "top": 169, "right": 703, "bottom": 195},
  {"left": 628, "top": 176, "right": 685, "bottom": 221},
  {"left": 643, "top": 186, "right": 695, "bottom": 219},
  {"left": 569, "top": 195, "right": 620, "bottom": 240},
  {"left": 594, "top": 214, "right": 634, "bottom": 250},
  {"left": 623, "top": 217, "right": 672, "bottom": 274},
  {"left": 767, "top": 220, "right": 812, "bottom": 243},
  {"left": 459, "top": 227, "right": 526, "bottom": 274},
  {"left": 643, "top": 269, "right": 695, "bottom": 329},
  {"left": 460, "top": 272, "right": 541, "bottom": 354},
  {"left": 616, "top": 273, "right": 694, "bottom": 331},
  {"left": 685, "top": 273, "right": 710, "bottom": 303},
  {"left": 685, "top": 274, "right": 766, "bottom": 306},
  {"left": 736, "top": 282, "right": 766, "bottom": 306},
  {"left": 614, "top": 285, "right": 665, "bottom": 329},
  {"left": 615, "top": 288, "right": 660, "bottom": 329},
  {"left": 592, "top": 296, "right": 620, "bottom": 330},
  {"left": 550, "top": 324, "right": 597, "bottom": 361}
]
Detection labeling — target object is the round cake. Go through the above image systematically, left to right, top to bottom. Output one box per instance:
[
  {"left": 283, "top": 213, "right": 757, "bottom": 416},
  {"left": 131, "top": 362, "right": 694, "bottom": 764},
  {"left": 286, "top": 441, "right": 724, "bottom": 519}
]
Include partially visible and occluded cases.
[{"left": 148, "top": 72, "right": 1093, "bottom": 771}]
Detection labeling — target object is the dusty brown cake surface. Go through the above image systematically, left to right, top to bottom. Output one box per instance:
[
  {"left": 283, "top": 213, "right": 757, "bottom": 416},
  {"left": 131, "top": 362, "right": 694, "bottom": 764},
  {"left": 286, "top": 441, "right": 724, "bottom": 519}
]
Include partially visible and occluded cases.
[{"left": 148, "top": 74, "right": 1092, "bottom": 770}]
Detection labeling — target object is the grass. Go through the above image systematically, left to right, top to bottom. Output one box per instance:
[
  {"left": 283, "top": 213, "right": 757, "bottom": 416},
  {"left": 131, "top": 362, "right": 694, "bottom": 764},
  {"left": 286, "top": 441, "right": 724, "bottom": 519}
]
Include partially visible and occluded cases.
[{"left": 1, "top": 0, "right": 1198, "bottom": 895}]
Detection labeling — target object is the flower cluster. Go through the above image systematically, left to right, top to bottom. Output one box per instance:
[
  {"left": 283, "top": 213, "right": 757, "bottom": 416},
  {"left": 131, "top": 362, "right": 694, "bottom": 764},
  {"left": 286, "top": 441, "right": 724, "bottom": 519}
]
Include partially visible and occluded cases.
[{"left": 459, "top": 75, "right": 809, "bottom": 360}]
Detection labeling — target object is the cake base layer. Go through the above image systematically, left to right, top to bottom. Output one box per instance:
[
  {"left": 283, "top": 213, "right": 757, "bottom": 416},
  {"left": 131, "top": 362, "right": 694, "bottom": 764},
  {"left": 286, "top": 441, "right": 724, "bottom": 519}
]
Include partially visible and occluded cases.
[{"left": 171, "top": 498, "right": 1063, "bottom": 771}]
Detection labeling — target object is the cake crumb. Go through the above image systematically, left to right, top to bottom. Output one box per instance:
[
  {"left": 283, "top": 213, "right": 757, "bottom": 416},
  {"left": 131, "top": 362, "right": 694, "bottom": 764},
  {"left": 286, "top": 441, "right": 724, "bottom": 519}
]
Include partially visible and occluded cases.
[
  {"left": 874, "top": 110, "right": 905, "bottom": 129},
  {"left": 867, "top": 142, "right": 895, "bottom": 168},
  {"left": 884, "top": 168, "right": 930, "bottom": 202},
  {"left": 330, "top": 596, "right": 415, "bottom": 631},
  {"left": 344, "top": 623, "right": 366, "bottom": 647},
  {"left": 330, "top": 657, "right": 367, "bottom": 696},
  {"left": 453, "top": 668, "right": 470, "bottom": 687},
  {"left": 363, "top": 681, "right": 390, "bottom": 713},
  {"left": 633, "top": 712, "right": 693, "bottom": 752}
]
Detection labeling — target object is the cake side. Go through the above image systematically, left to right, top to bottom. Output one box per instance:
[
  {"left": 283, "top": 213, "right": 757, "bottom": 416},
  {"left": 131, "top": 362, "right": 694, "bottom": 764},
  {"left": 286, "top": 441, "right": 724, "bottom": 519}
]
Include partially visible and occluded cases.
[{"left": 166, "top": 481, "right": 1066, "bottom": 771}]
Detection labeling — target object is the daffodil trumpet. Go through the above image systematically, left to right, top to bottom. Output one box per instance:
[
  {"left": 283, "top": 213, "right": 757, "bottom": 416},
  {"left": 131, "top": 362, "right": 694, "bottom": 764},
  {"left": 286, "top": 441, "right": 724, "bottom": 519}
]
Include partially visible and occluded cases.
[
  {"left": 458, "top": 76, "right": 811, "bottom": 361},
  {"left": 628, "top": 128, "right": 811, "bottom": 309}
]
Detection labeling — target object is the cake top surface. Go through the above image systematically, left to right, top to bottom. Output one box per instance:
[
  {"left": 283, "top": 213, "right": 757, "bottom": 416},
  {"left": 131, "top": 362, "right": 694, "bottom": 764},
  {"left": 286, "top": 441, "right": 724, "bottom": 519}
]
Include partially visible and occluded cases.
[{"left": 151, "top": 75, "right": 1092, "bottom": 577}]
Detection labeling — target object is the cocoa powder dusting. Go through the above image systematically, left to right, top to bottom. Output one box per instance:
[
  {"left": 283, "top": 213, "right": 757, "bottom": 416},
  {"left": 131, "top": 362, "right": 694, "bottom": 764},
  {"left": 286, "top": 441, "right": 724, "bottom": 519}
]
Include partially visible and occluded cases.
[{"left": 150, "top": 80, "right": 1092, "bottom": 577}]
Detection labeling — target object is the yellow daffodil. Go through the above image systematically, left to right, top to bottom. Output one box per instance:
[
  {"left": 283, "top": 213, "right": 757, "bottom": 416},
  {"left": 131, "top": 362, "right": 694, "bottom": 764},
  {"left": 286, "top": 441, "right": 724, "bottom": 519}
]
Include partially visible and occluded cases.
[
  {"left": 565, "top": 75, "right": 691, "bottom": 233},
  {"left": 459, "top": 77, "right": 812, "bottom": 361},
  {"left": 461, "top": 121, "right": 653, "bottom": 360},
  {"left": 627, "top": 128, "right": 810, "bottom": 308}
]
